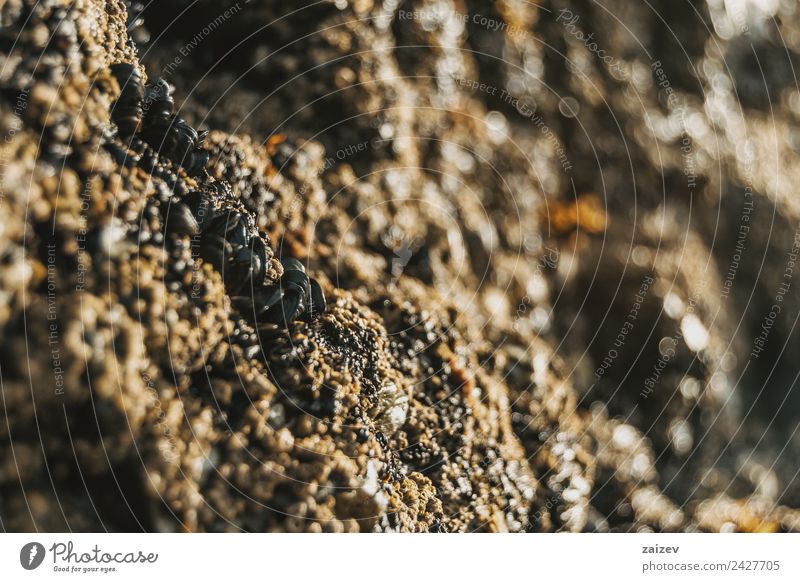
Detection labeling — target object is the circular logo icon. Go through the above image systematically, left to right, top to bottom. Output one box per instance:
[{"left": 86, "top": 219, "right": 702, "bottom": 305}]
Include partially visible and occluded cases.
[{"left": 20, "top": 542, "right": 46, "bottom": 570}]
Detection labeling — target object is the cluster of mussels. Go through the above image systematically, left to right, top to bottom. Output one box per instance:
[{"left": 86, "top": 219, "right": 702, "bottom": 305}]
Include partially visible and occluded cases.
[
  {"left": 108, "top": 63, "right": 326, "bottom": 331},
  {"left": 110, "top": 64, "right": 209, "bottom": 175},
  {"left": 170, "top": 189, "right": 326, "bottom": 329}
]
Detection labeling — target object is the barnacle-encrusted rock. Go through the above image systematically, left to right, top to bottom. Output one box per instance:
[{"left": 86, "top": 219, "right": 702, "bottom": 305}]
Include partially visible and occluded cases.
[{"left": 0, "top": 0, "right": 798, "bottom": 533}]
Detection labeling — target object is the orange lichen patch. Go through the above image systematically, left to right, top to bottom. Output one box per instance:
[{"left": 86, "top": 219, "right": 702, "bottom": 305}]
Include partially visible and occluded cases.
[
  {"left": 497, "top": 0, "right": 539, "bottom": 31},
  {"left": 265, "top": 133, "right": 287, "bottom": 155},
  {"left": 542, "top": 193, "right": 608, "bottom": 236},
  {"left": 269, "top": 224, "right": 313, "bottom": 260},
  {"left": 284, "top": 229, "right": 312, "bottom": 260},
  {"left": 450, "top": 356, "right": 477, "bottom": 398},
  {"left": 696, "top": 496, "right": 783, "bottom": 532},
  {"left": 735, "top": 501, "right": 781, "bottom": 533}
]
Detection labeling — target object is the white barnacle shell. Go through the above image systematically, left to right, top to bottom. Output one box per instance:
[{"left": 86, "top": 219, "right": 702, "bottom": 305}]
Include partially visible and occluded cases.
[{"left": 373, "top": 379, "right": 409, "bottom": 435}]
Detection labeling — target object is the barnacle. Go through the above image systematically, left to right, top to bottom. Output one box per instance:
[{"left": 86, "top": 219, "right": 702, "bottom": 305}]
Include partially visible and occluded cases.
[{"left": 371, "top": 379, "right": 409, "bottom": 436}]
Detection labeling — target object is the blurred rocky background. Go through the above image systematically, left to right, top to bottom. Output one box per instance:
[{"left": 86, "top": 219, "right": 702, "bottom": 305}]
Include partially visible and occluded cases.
[{"left": 0, "top": 0, "right": 798, "bottom": 531}]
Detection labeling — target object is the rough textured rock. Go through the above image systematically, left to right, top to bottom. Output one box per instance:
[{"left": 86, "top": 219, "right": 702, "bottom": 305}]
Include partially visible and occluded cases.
[{"left": 0, "top": 0, "right": 798, "bottom": 532}]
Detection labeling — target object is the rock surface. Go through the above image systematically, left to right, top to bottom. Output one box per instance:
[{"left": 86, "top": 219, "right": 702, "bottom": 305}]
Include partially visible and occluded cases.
[{"left": 0, "top": 0, "right": 798, "bottom": 532}]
